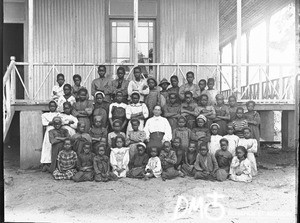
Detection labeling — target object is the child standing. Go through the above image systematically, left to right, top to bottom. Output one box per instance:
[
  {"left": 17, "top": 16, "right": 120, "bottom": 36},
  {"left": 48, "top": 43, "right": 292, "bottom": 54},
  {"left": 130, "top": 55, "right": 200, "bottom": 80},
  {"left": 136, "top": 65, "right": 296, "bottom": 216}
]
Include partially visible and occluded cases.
[
  {"left": 179, "top": 71, "right": 201, "bottom": 101},
  {"left": 51, "top": 73, "right": 65, "bottom": 102},
  {"left": 72, "top": 74, "right": 86, "bottom": 101},
  {"left": 167, "top": 75, "right": 180, "bottom": 97},
  {"left": 145, "top": 77, "right": 162, "bottom": 117},
  {"left": 159, "top": 78, "right": 170, "bottom": 103},
  {"left": 205, "top": 78, "right": 219, "bottom": 106},
  {"left": 198, "top": 79, "right": 207, "bottom": 95},
  {"left": 57, "top": 84, "right": 76, "bottom": 112},
  {"left": 72, "top": 88, "right": 94, "bottom": 133},
  {"left": 93, "top": 91, "right": 109, "bottom": 129},
  {"left": 108, "top": 91, "right": 128, "bottom": 132},
  {"left": 180, "top": 91, "right": 198, "bottom": 129},
  {"left": 126, "top": 92, "right": 149, "bottom": 134},
  {"left": 162, "top": 93, "right": 181, "bottom": 131},
  {"left": 195, "top": 94, "right": 216, "bottom": 128},
  {"left": 213, "top": 94, "right": 230, "bottom": 136},
  {"left": 228, "top": 95, "right": 238, "bottom": 122},
  {"left": 41, "top": 101, "right": 59, "bottom": 171},
  {"left": 244, "top": 101, "right": 261, "bottom": 155},
  {"left": 59, "top": 102, "right": 78, "bottom": 136},
  {"left": 232, "top": 107, "right": 248, "bottom": 138},
  {"left": 191, "top": 115, "right": 211, "bottom": 148},
  {"left": 89, "top": 116, "right": 108, "bottom": 154},
  {"left": 172, "top": 116, "right": 191, "bottom": 152},
  {"left": 48, "top": 117, "right": 70, "bottom": 173},
  {"left": 108, "top": 119, "right": 126, "bottom": 149},
  {"left": 126, "top": 119, "right": 147, "bottom": 160},
  {"left": 71, "top": 122, "right": 92, "bottom": 155},
  {"left": 208, "top": 123, "right": 222, "bottom": 156},
  {"left": 223, "top": 124, "right": 239, "bottom": 156},
  {"left": 238, "top": 127, "right": 258, "bottom": 176},
  {"left": 110, "top": 135, "right": 130, "bottom": 178},
  {"left": 172, "top": 137, "right": 185, "bottom": 170},
  {"left": 52, "top": 138, "right": 77, "bottom": 180},
  {"left": 215, "top": 138, "right": 233, "bottom": 181},
  {"left": 160, "top": 141, "right": 184, "bottom": 181},
  {"left": 181, "top": 141, "right": 198, "bottom": 177},
  {"left": 73, "top": 142, "right": 95, "bottom": 182},
  {"left": 194, "top": 142, "right": 222, "bottom": 181},
  {"left": 127, "top": 143, "right": 149, "bottom": 178},
  {"left": 94, "top": 145, "right": 118, "bottom": 182},
  {"left": 229, "top": 146, "right": 252, "bottom": 182},
  {"left": 143, "top": 147, "right": 162, "bottom": 180}
]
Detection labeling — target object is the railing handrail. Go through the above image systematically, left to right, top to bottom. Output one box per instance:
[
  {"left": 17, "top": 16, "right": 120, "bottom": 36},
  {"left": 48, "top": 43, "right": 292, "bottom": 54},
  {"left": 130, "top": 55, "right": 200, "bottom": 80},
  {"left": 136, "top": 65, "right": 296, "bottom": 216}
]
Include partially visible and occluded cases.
[{"left": 3, "top": 57, "right": 16, "bottom": 84}]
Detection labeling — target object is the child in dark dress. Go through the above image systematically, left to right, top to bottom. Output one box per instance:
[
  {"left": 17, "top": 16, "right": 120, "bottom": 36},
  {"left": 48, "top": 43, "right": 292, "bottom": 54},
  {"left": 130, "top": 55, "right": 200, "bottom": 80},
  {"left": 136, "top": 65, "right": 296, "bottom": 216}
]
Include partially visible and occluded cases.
[
  {"left": 72, "top": 74, "right": 87, "bottom": 101},
  {"left": 167, "top": 75, "right": 180, "bottom": 98},
  {"left": 180, "top": 91, "right": 198, "bottom": 129},
  {"left": 232, "top": 107, "right": 248, "bottom": 138},
  {"left": 191, "top": 114, "right": 211, "bottom": 150},
  {"left": 89, "top": 116, "right": 108, "bottom": 154},
  {"left": 172, "top": 116, "right": 191, "bottom": 152},
  {"left": 71, "top": 122, "right": 92, "bottom": 155},
  {"left": 172, "top": 137, "right": 185, "bottom": 171},
  {"left": 215, "top": 138, "right": 233, "bottom": 181},
  {"left": 181, "top": 141, "right": 198, "bottom": 177},
  {"left": 73, "top": 142, "right": 95, "bottom": 182},
  {"left": 127, "top": 143, "right": 149, "bottom": 178},
  {"left": 94, "top": 145, "right": 118, "bottom": 182}
]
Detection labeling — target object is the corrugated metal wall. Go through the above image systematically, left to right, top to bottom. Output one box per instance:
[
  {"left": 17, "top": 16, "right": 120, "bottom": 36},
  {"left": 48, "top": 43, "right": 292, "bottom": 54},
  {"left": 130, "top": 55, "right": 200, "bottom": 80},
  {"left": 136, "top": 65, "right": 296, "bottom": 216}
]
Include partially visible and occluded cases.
[
  {"left": 33, "top": 0, "right": 105, "bottom": 101},
  {"left": 159, "top": 0, "right": 219, "bottom": 85}
]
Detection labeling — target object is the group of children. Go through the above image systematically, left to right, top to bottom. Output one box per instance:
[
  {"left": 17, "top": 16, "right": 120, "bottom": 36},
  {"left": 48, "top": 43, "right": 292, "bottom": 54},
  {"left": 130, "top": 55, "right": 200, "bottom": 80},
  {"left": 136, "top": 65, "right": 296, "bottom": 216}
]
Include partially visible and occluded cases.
[{"left": 41, "top": 66, "right": 260, "bottom": 183}]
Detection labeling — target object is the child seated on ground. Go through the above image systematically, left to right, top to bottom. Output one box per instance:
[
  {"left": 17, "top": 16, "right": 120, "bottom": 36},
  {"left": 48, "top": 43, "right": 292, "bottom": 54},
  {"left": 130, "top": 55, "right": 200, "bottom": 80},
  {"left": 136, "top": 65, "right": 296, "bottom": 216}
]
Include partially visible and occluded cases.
[
  {"left": 51, "top": 73, "right": 65, "bottom": 102},
  {"left": 72, "top": 74, "right": 87, "bottom": 101},
  {"left": 57, "top": 84, "right": 76, "bottom": 112},
  {"left": 180, "top": 91, "right": 198, "bottom": 129},
  {"left": 41, "top": 101, "right": 59, "bottom": 171},
  {"left": 59, "top": 102, "right": 78, "bottom": 136},
  {"left": 232, "top": 107, "right": 248, "bottom": 138},
  {"left": 191, "top": 114, "right": 210, "bottom": 149},
  {"left": 89, "top": 116, "right": 108, "bottom": 154},
  {"left": 172, "top": 116, "right": 191, "bottom": 152},
  {"left": 49, "top": 117, "right": 70, "bottom": 173},
  {"left": 108, "top": 119, "right": 126, "bottom": 149},
  {"left": 126, "top": 119, "right": 147, "bottom": 160},
  {"left": 71, "top": 122, "right": 92, "bottom": 155},
  {"left": 208, "top": 123, "right": 222, "bottom": 155},
  {"left": 223, "top": 124, "right": 239, "bottom": 156},
  {"left": 238, "top": 127, "right": 258, "bottom": 176},
  {"left": 110, "top": 135, "right": 130, "bottom": 178},
  {"left": 172, "top": 137, "right": 185, "bottom": 170},
  {"left": 53, "top": 138, "right": 77, "bottom": 180},
  {"left": 215, "top": 138, "right": 233, "bottom": 181},
  {"left": 160, "top": 141, "right": 184, "bottom": 181},
  {"left": 181, "top": 141, "right": 198, "bottom": 177},
  {"left": 73, "top": 142, "right": 95, "bottom": 182},
  {"left": 194, "top": 142, "right": 223, "bottom": 181},
  {"left": 127, "top": 143, "right": 149, "bottom": 179},
  {"left": 94, "top": 145, "right": 118, "bottom": 182},
  {"left": 229, "top": 146, "right": 252, "bottom": 182},
  {"left": 143, "top": 147, "right": 162, "bottom": 180}
]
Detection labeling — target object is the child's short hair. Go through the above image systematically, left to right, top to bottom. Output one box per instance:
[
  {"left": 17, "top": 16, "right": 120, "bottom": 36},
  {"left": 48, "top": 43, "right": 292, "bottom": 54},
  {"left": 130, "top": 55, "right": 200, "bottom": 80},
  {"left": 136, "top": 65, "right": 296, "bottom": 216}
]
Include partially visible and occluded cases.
[
  {"left": 98, "top": 65, "right": 106, "bottom": 72},
  {"left": 117, "top": 66, "right": 125, "bottom": 73},
  {"left": 133, "top": 66, "right": 141, "bottom": 73},
  {"left": 186, "top": 71, "right": 194, "bottom": 78},
  {"left": 57, "top": 73, "right": 64, "bottom": 79},
  {"left": 73, "top": 74, "right": 81, "bottom": 81},
  {"left": 170, "top": 75, "right": 178, "bottom": 81},
  {"left": 207, "top": 78, "right": 215, "bottom": 84},
  {"left": 199, "top": 79, "right": 207, "bottom": 85},
  {"left": 63, "top": 84, "right": 72, "bottom": 90},
  {"left": 78, "top": 88, "right": 88, "bottom": 95},
  {"left": 115, "top": 90, "right": 123, "bottom": 96},
  {"left": 184, "top": 91, "right": 193, "bottom": 98},
  {"left": 199, "top": 94, "right": 208, "bottom": 100},
  {"left": 228, "top": 95, "right": 237, "bottom": 102},
  {"left": 49, "top": 100, "right": 57, "bottom": 107},
  {"left": 246, "top": 100, "right": 256, "bottom": 107},
  {"left": 63, "top": 101, "right": 72, "bottom": 108},
  {"left": 236, "top": 107, "right": 244, "bottom": 113},
  {"left": 93, "top": 115, "right": 102, "bottom": 123},
  {"left": 177, "top": 115, "right": 187, "bottom": 123},
  {"left": 130, "top": 118, "right": 140, "bottom": 125},
  {"left": 112, "top": 119, "right": 122, "bottom": 127},
  {"left": 77, "top": 121, "right": 85, "bottom": 128},
  {"left": 243, "top": 127, "right": 251, "bottom": 132},
  {"left": 115, "top": 134, "right": 125, "bottom": 144},
  {"left": 64, "top": 137, "right": 71, "bottom": 143},
  {"left": 172, "top": 137, "right": 182, "bottom": 143},
  {"left": 220, "top": 138, "right": 229, "bottom": 145},
  {"left": 189, "top": 140, "right": 197, "bottom": 146},
  {"left": 83, "top": 141, "right": 91, "bottom": 148},
  {"left": 199, "top": 141, "right": 208, "bottom": 149},
  {"left": 96, "top": 144, "right": 106, "bottom": 154},
  {"left": 236, "top": 146, "right": 248, "bottom": 158},
  {"left": 150, "top": 147, "right": 158, "bottom": 154}
]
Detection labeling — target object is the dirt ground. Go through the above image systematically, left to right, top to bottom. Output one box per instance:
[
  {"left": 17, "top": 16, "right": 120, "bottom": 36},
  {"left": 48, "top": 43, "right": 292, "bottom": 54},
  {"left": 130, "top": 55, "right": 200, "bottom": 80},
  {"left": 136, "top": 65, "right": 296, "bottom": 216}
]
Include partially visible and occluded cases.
[{"left": 3, "top": 145, "right": 297, "bottom": 223}]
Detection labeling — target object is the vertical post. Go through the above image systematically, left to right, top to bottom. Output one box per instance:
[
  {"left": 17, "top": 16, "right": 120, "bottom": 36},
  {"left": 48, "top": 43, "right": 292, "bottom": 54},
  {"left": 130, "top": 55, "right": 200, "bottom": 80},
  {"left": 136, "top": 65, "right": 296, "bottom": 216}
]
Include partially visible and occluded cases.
[
  {"left": 28, "top": 0, "right": 34, "bottom": 101},
  {"left": 133, "top": 0, "right": 139, "bottom": 66},
  {"left": 236, "top": 0, "right": 242, "bottom": 100},
  {"left": 266, "top": 16, "right": 270, "bottom": 76},
  {"left": 246, "top": 32, "right": 250, "bottom": 86},
  {"left": 231, "top": 40, "right": 235, "bottom": 94},
  {"left": 219, "top": 49, "right": 223, "bottom": 92},
  {"left": 10, "top": 56, "right": 16, "bottom": 103},
  {"left": 259, "top": 66, "right": 263, "bottom": 100}
]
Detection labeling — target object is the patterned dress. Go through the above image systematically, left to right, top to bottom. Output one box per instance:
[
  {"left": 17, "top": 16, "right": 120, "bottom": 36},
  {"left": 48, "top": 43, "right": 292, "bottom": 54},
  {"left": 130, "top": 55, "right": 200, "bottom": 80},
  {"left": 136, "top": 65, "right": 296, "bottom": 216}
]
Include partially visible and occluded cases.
[
  {"left": 232, "top": 118, "right": 248, "bottom": 138},
  {"left": 53, "top": 150, "right": 77, "bottom": 180}
]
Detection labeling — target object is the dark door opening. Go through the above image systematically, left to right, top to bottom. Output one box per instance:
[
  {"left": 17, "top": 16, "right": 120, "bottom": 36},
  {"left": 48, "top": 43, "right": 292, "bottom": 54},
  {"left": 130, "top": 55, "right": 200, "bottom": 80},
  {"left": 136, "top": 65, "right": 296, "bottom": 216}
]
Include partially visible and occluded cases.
[{"left": 3, "top": 23, "right": 24, "bottom": 99}]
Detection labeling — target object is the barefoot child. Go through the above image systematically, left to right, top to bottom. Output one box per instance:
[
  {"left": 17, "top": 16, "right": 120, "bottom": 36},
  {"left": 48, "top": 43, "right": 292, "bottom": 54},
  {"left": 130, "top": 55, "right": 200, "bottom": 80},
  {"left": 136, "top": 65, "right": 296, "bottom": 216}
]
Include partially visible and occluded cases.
[
  {"left": 51, "top": 73, "right": 65, "bottom": 102},
  {"left": 57, "top": 84, "right": 76, "bottom": 112},
  {"left": 41, "top": 101, "right": 59, "bottom": 171},
  {"left": 232, "top": 107, "right": 248, "bottom": 138},
  {"left": 89, "top": 116, "right": 108, "bottom": 154},
  {"left": 172, "top": 116, "right": 191, "bottom": 152},
  {"left": 49, "top": 117, "right": 70, "bottom": 173},
  {"left": 71, "top": 122, "right": 92, "bottom": 155},
  {"left": 208, "top": 123, "right": 222, "bottom": 155},
  {"left": 223, "top": 124, "right": 239, "bottom": 156},
  {"left": 238, "top": 127, "right": 258, "bottom": 176},
  {"left": 110, "top": 135, "right": 130, "bottom": 178},
  {"left": 172, "top": 137, "right": 185, "bottom": 170},
  {"left": 53, "top": 138, "right": 77, "bottom": 180},
  {"left": 215, "top": 138, "right": 233, "bottom": 181},
  {"left": 160, "top": 141, "right": 184, "bottom": 181},
  {"left": 181, "top": 141, "right": 198, "bottom": 177},
  {"left": 73, "top": 142, "right": 95, "bottom": 182},
  {"left": 194, "top": 142, "right": 222, "bottom": 181},
  {"left": 127, "top": 143, "right": 149, "bottom": 178},
  {"left": 94, "top": 145, "right": 118, "bottom": 182},
  {"left": 229, "top": 146, "right": 252, "bottom": 182},
  {"left": 143, "top": 147, "right": 162, "bottom": 180}
]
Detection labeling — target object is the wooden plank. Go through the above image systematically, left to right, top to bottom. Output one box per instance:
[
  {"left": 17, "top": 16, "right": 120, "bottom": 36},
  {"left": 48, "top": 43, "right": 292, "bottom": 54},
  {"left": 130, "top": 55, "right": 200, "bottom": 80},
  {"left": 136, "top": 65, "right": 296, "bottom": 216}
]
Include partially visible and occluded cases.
[
  {"left": 133, "top": 0, "right": 138, "bottom": 66},
  {"left": 20, "top": 110, "right": 43, "bottom": 169}
]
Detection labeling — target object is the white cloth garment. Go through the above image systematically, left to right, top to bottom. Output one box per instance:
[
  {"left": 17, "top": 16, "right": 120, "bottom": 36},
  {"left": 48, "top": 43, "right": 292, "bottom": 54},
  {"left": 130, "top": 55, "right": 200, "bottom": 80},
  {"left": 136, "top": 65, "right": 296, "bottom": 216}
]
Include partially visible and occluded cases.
[
  {"left": 128, "top": 79, "right": 150, "bottom": 102},
  {"left": 126, "top": 103, "right": 149, "bottom": 134},
  {"left": 58, "top": 113, "right": 78, "bottom": 136},
  {"left": 143, "top": 116, "right": 172, "bottom": 142},
  {"left": 223, "top": 134, "right": 240, "bottom": 156},
  {"left": 208, "top": 135, "right": 222, "bottom": 155},
  {"left": 238, "top": 138, "right": 258, "bottom": 176},
  {"left": 110, "top": 147, "right": 130, "bottom": 178},
  {"left": 145, "top": 156, "right": 162, "bottom": 178}
]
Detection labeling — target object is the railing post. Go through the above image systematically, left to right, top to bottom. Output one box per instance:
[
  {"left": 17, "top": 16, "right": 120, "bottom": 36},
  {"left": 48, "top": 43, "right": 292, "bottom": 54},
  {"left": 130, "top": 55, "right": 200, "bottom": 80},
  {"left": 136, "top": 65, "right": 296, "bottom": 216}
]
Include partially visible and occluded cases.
[
  {"left": 28, "top": 0, "right": 34, "bottom": 101},
  {"left": 10, "top": 56, "right": 16, "bottom": 104},
  {"left": 259, "top": 66, "right": 263, "bottom": 100}
]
